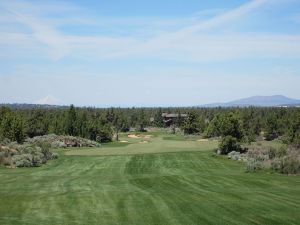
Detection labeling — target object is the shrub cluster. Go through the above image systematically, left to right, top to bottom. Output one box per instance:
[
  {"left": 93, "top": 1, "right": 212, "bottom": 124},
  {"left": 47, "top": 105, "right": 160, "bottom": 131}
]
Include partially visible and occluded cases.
[
  {"left": 0, "top": 134, "right": 104, "bottom": 168},
  {"left": 25, "top": 134, "right": 101, "bottom": 148},
  {"left": 222, "top": 142, "right": 300, "bottom": 174},
  {"left": 0, "top": 143, "right": 58, "bottom": 168},
  {"left": 244, "top": 145, "right": 300, "bottom": 174},
  {"left": 271, "top": 146, "right": 300, "bottom": 174},
  {"left": 227, "top": 151, "right": 247, "bottom": 161},
  {"left": 246, "top": 158, "right": 264, "bottom": 172}
]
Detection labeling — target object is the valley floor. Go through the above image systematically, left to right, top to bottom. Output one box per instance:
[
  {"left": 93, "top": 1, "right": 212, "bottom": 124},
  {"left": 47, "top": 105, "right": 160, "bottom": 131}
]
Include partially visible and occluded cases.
[{"left": 0, "top": 133, "right": 299, "bottom": 225}]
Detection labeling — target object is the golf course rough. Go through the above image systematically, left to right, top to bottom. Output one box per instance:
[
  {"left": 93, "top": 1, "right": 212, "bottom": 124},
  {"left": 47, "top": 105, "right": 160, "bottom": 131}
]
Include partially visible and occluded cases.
[{"left": 0, "top": 133, "right": 299, "bottom": 225}]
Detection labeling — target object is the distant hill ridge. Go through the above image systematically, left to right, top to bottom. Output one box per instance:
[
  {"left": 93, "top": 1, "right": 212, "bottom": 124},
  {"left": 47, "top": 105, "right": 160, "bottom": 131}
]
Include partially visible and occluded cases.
[
  {"left": 1, "top": 95, "right": 300, "bottom": 109},
  {"left": 201, "top": 95, "right": 300, "bottom": 107},
  {"left": 0, "top": 103, "right": 67, "bottom": 109}
]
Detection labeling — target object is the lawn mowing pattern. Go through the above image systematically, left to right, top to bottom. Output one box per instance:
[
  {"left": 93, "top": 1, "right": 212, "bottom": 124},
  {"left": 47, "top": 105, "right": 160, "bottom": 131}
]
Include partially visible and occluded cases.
[
  {"left": 65, "top": 135, "right": 218, "bottom": 156},
  {"left": 0, "top": 140, "right": 299, "bottom": 224}
]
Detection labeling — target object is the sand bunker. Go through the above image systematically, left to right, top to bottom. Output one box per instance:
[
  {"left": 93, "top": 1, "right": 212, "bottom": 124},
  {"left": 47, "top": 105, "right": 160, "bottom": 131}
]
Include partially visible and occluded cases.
[
  {"left": 128, "top": 134, "right": 140, "bottom": 138},
  {"left": 128, "top": 134, "right": 153, "bottom": 139},
  {"left": 197, "top": 139, "right": 208, "bottom": 142},
  {"left": 119, "top": 140, "right": 129, "bottom": 143}
]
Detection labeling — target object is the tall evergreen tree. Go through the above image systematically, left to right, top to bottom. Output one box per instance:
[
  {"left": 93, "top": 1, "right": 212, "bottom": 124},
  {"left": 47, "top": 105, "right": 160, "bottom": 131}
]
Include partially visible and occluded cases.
[
  {"left": 65, "top": 105, "right": 78, "bottom": 136},
  {"left": 154, "top": 108, "right": 164, "bottom": 127},
  {"left": 0, "top": 109, "right": 14, "bottom": 141},
  {"left": 0, "top": 109, "right": 25, "bottom": 143},
  {"left": 26, "top": 109, "right": 49, "bottom": 138},
  {"left": 137, "top": 109, "right": 147, "bottom": 132},
  {"left": 77, "top": 111, "right": 88, "bottom": 138},
  {"left": 112, "top": 111, "right": 122, "bottom": 141},
  {"left": 182, "top": 112, "right": 204, "bottom": 135},
  {"left": 217, "top": 112, "right": 244, "bottom": 154},
  {"left": 265, "top": 113, "right": 279, "bottom": 141},
  {"left": 12, "top": 115, "right": 25, "bottom": 144}
]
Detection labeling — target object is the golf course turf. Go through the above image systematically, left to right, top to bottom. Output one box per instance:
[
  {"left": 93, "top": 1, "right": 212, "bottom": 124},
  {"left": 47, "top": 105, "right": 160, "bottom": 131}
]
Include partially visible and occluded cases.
[{"left": 0, "top": 133, "right": 299, "bottom": 225}]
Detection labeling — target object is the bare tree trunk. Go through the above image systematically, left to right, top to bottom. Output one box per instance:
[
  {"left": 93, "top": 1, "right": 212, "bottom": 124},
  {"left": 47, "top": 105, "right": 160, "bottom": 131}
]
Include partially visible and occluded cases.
[{"left": 116, "top": 130, "right": 119, "bottom": 141}]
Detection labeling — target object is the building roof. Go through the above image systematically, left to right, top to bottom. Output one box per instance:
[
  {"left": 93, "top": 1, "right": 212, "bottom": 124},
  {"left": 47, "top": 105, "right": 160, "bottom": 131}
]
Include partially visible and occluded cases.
[{"left": 162, "top": 113, "right": 188, "bottom": 118}]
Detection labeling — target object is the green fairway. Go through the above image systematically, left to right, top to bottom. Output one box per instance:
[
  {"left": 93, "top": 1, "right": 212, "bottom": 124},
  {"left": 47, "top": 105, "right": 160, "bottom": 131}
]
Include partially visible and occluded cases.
[
  {"left": 0, "top": 133, "right": 299, "bottom": 225},
  {"left": 65, "top": 134, "right": 218, "bottom": 156}
]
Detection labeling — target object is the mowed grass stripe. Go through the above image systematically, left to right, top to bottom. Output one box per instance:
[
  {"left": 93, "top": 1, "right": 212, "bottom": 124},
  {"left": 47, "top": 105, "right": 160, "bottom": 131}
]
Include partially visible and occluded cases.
[
  {"left": 64, "top": 136, "right": 219, "bottom": 156},
  {"left": 0, "top": 137, "right": 300, "bottom": 225},
  {"left": 124, "top": 153, "right": 300, "bottom": 225}
]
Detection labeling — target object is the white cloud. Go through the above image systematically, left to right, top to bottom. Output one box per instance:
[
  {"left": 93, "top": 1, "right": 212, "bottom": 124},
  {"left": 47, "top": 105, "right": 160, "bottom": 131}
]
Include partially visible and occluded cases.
[
  {"left": 0, "top": 0, "right": 299, "bottom": 62},
  {"left": 0, "top": 0, "right": 74, "bottom": 60},
  {"left": 173, "top": 0, "right": 269, "bottom": 36},
  {"left": 6, "top": 10, "right": 69, "bottom": 60}
]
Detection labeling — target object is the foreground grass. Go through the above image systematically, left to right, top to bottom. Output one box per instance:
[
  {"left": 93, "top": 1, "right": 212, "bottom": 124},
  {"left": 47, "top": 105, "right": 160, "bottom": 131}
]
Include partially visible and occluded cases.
[{"left": 0, "top": 134, "right": 299, "bottom": 225}]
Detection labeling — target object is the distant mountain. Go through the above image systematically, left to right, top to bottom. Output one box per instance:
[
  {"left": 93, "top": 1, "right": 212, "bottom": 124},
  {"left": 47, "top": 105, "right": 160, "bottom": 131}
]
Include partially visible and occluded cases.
[
  {"left": 2, "top": 95, "right": 300, "bottom": 109},
  {"left": 34, "top": 95, "right": 63, "bottom": 105},
  {"left": 202, "top": 95, "right": 300, "bottom": 107},
  {"left": 0, "top": 103, "right": 67, "bottom": 110}
]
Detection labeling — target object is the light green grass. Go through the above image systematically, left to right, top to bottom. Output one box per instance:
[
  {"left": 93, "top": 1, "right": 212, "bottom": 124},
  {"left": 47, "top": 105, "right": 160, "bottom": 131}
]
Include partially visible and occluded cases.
[
  {"left": 0, "top": 133, "right": 299, "bottom": 225},
  {"left": 65, "top": 135, "right": 218, "bottom": 156}
]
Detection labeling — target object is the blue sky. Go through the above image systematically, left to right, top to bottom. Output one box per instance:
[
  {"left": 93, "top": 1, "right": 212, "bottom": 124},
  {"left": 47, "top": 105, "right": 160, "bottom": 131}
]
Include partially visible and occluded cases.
[{"left": 0, "top": 0, "right": 300, "bottom": 107}]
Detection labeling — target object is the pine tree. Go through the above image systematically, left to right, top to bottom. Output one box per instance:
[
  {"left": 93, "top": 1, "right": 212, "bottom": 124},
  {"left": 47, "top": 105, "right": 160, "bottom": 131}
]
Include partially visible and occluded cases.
[
  {"left": 65, "top": 104, "right": 78, "bottom": 136},
  {"left": 154, "top": 108, "right": 164, "bottom": 127},
  {"left": 26, "top": 109, "right": 49, "bottom": 138},
  {"left": 137, "top": 109, "right": 146, "bottom": 132},
  {"left": 0, "top": 110, "right": 14, "bottom": 141},
  {"left": 77, "top": 111, "right": 88, "bottom": 138},
  {"left": 112, "top": 111, "right": 122, "bottom": 141},
  {"left": 182, "top": 112, "right": 202, "bottom": 135},
  {"left": 265, "top": 113, "right": 279, "bottom": 141},
  {"left": 12, "top": 116, "right": 25, "bottom": 144}
]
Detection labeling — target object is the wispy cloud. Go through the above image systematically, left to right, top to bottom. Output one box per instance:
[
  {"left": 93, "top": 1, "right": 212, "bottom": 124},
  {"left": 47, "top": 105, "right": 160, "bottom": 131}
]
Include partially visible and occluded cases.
[
  {"left": 0, "top": 0, "right": 299, "bottom": 62},
  {"left": 173, "top": 0, "right": 268, "bottom": 35},
  {"left": 1, "top": 7, "right": 69, "bottom": 59}
]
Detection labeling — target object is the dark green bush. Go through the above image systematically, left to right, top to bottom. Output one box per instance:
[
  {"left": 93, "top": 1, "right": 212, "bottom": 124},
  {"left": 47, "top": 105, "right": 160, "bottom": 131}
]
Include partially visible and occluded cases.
[{"left": 219, "top": 136, "right": 242, "bottom": 155}]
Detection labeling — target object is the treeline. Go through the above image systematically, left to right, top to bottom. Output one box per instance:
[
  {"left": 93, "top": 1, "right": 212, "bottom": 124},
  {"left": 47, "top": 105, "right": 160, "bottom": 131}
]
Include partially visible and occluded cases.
[
  {"left": 0, "top": 105, "right": 300, "bottom": 146},
  {"left": 0, "top": 105, "right": 149, "bottom": 144}
]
